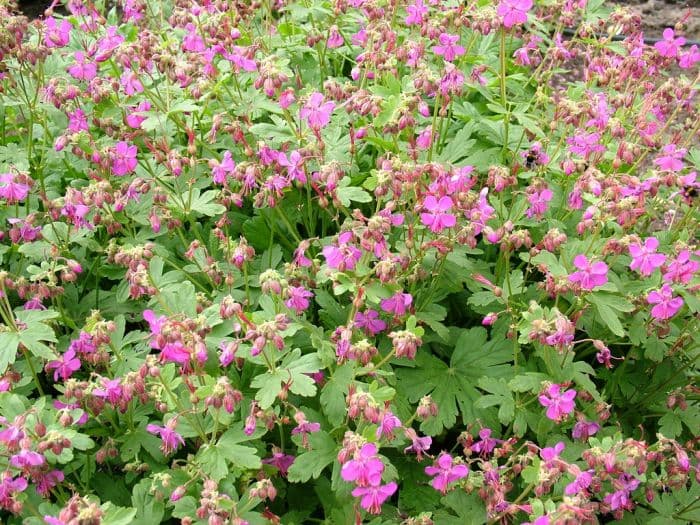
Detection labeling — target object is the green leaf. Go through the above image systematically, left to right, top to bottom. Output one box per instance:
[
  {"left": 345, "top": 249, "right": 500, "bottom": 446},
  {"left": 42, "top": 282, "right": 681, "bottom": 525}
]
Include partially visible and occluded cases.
[
  {"left": 336, "top": 185, "right": 372, "bottom": 208},
  {"left": 396, "top": 327, "right": 512, "bottom": 435},
  {"left": 0, "top": 332, "right": 20, "bottom": 374},
  {"left": 251, "top": 349, "right": 321, "bottom": 408},
  {"left": 320, "top": 363, "right": 353, "bottom": 426},
  {"left": 475, "top": 377, "right": 515, "bottom": 426},
  {"left": 658, "top": 412, "right": 682, "bottom": 438},
  {"left": 287, "top": 431, "right": 337, "bottom": 483},
  {"left": 196, "top": 443, "right": 230, "bottom": 481},
  {"left": 220, "top": 443, "right": 261, "bottom": 470},
  {"left": 131, "top": 479, "right": 165, "bottom": 525},
  {"left": 101, "top": 503, "right": 137, "bottom": 525}
]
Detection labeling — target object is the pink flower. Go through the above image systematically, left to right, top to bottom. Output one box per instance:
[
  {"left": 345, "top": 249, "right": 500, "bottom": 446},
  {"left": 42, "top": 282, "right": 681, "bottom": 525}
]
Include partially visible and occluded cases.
[
  {"left": 405, "top": 0, "right": 428, "bottom": 26},
  {"left": 497, "top": 0, "right": 533, "bottom": 28},
  {"left": 44, "top": 18, "right": 71, "bottom": 48},
  {"left": 183, "top": 23, "right": 205, "bottom": 52},
  {"left": 327, "top": 25, "right": 343, "bottom": 48},
  {"left": 655, "top": 28, "right": 686, "bottom": 58},
  {"left": 433, "top": 33, "right": 465, "bottom": 62},
  {"left": 679, "top": 44, "right": 700, "bottom": 69},
  {"left": 67, "top": 52, "right": 97, "bottom": 81},
  {"left": 120, "top": 70, "right": 143, "bottom": 96},
  {"left": 301, "top": 92, "right": 335, "bottom": 130},
  {"left": 125, "top": 101, "right": 151, "bottom": 129},
  {"left": 67, "top": 108, "right": 89, "bottom": 132},
  {"left": 416, "top": 126, "right": 433, "bottom": 150},
  {"left": 567, "top": 131, "right": 605, "bottom": 158},
  {"left": 112, "top": 141, "right": 138, "bottom": 176},
  {"left": 653, "top": 144, "right": 686, "bottom": 172},
  {"left": 278, "top": 150, "right": 306, "bottom": 183},
  {"left": 211, "top": 151, "right": 236, "bottom": 184},
  {"left": 0, "top": 173, "right": 30, "bottom": 203},
  {"left": 526, "top": 188, "right": 553, "bottom": 218},
  {"left": 421, "top": 195, "right": 456, "bottom": 233},
  {"left": 322, "top": 236, "right": 362, "bottom": 271},
  {"left": 628, "top": 237, "right": 666, "bottom": 276},
  {"left": 663, "top": 250, "right": 699, "bottom": 284},
  {"left": 568, "top": 254, "right": 608, "bottom": 290},
  {"left": 647, "top": 284, "right": 683, "bottom": 320},
  {"left": 285, "top": 286, "right": 314, "bottom": 315},
  {"left": 380, "top": 292, "right": 413, "bottom": 317},
  {"left": 355, "top": 310, "right": 387, "bottom": 335},
  {"left": 161, "top": 342, "right": 190, "bottom": 365},
  {"left": 45, "top": 349, "right": 81, "bottom": 381},
  {"left": 538, "top": 384, "right": 576, "bottom": 422},
  {"left": 376, "top": 411, "right": 401, "bottom": 439},
  {"left": 146, "top": 420, "right": 185, "bottom": 455},
  {"left": 572, "top": 420, "right": 600, "bottom": 440},
  {"left": 403, "top": 428, "right": 432, "bottom": 460},
  {"left": 341, "top": 443, "right": 384, "bottom": 486},
  {"left": 9, "top": 448, "right": 45, "bottom": 469},
  {"left": 262, "top": 451, "right": 295, "bottom": 477},
  {"left": 425, "top": 453, "right": 469, "bottom": 494},
  {"left": 565, "top": 469, "right": 594, "bottom": 496},
  {"left": 351, "top": 482, "right": 397, "bottom": 514}
]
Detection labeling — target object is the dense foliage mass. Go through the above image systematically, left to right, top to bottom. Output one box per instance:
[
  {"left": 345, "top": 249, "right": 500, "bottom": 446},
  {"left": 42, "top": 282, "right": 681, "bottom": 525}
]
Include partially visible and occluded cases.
[{"left": 0, "top": 0, "right": 698, "bottom": 523}]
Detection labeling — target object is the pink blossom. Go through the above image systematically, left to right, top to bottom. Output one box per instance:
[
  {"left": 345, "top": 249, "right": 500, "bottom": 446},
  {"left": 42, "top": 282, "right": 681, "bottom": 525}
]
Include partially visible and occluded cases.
[
  {"left": 405, "top": 0, "right": 428, "bottom": 26},
  {"left": 497, "top": 0, "right": 533, "bottom": 28},
  {"left": 44, "top": 18, "right": 71, "bottom": 48},
  {"left": 183, "top": 23, "right": 205, "bottom": 52},
  {"left": 327, "top": 25, "right": 343, "bottom": 48},
  {"left": 95, "top": 26, "right": 124, "bottom": 62},
  {"left": 655, "top": 28, "right": 686, "bottom": 58},
  {"left": 433, "top": 33, "right": 465, "bottom": 62},
  {"left": 679, "top": 44, "right": 700, "bottom": 69},
  {"left": 67, "top": 52, "right": 97, "bottom": 81},
  {"left": 301, "top": 92, "right": 335, "bottom": 130},
  {"left": 125, "top": 101, "right": 151, "bottom": 129},
  {"left": 67, "top": 108, "right": 89, "bottom": 133},
  {"left": 416, "top": 126, "right": 433, "bottom": 150},
  {"left": 567, "top": 131, "right": 605, "bottom": 158},
  {"left": 112, "top": 141, "right": 138, "bottom": 176},
  {"left": 653, "top": 143, "right": 686, "bottom": 172},
  {"left": 279, "top": 150, "right": 306, "bottom": 183},
  {"left": 211, "top": 151, "right": 236, "bottom": 184},
  {"left": 0, "top": 173, "right": 30, "bottom": 203},
  {"left": 526, "top": 188, "right": 553, "bottom": 218},
  {"left": 421, "top": 195, "right": 456, "bottom": 233},
  {"left": 322, "top": 237, "right": 362, "bottom": 271},
  {"left": 628, "top": 237, "right": 666, "bottom": 276},
  {"left": 663, "top": 250, "right": 699, "bottom": 284},
  {"left": 568, "top": 254, "right": 608, "bottom": 290},
  {"left": 647, "top": 284, "right": 683, "bottom": 320},
  {"left": 285, "top": 286, "right": 314, "bottom": 314},
  {"left": 380, "top": 292, "right": 413, "bottom": 317},
  {"left": 355, "top": 310, "right": 387, "bottom": 335},
  {"left": 161, "top": 342, "right": 191, "bottom": 365},
  {"left": 45, "top": 349, "right": 81, "bottom": 381},
  {"left": 538, "top": 384, "right": 576, "bottom": 422},
  {"left": 376, "top": 411, "right": 401, "bottom": 439},
  {"left": 146, "top": 420, "right": 185, "bottom": 455},
  {"left": 572, "top": 420, "right": 600, "bottom": 440},
  {"left": 403, "top": 428, "right": 432, "bottom": 460},
  {"left": 471, "top": 428, "right": 503, "bottom": 456},
  {"left": 341, "top": 443, "right": 384, "bottom": 486},
  {"left": 10, "top": 448, "right": 45, "bottom": 469},
  {"left": 262, "top": 451, "right": 295, "bottom": 477},
  {"left": 425, "top": 453, "right": 469, "bottom": 494},
  {"left": 565, "top": 469, "right": 594, "bottom": 495},
  {"left": 351, "top": 482, "right": 397, "bottom": 514}
]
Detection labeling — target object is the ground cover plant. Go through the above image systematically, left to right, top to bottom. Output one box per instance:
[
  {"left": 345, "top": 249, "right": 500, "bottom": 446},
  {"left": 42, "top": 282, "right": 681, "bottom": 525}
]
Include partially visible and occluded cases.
[{"left": 0, "top": 0, "right": 698, "bottom": 523}]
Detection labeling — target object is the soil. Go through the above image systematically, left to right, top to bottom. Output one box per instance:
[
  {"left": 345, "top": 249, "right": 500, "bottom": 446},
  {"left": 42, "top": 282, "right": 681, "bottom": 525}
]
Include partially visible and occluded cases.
[{"left": 612, "top": 0, "right": 700, "bottom": 42}]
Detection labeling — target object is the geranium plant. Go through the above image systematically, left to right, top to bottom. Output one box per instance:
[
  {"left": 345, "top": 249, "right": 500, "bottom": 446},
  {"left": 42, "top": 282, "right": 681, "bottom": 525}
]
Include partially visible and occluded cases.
[{"left": 0, "top": 0, "right": 698, "bottom": 523}]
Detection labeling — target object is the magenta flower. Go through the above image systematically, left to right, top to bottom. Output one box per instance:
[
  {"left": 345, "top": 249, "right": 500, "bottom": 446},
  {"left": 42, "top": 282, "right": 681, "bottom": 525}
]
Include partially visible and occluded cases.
[
  {"left": 405, "top": 0, "right": 428, "bottom": 26},
  {"left": 497, "top": 0, "right": 533, "bottom": 28},
  {"left": 44, "top": 17, "right": 71, "bottom": 48},
  {"left": 183, "top": 23, "right": 206, "bottom": 52},
  {"left": 327, "top": 25, "right": 343, "bottom": 48},
  {"left": 655, "top": 28, "right": 686, "bottom": 58},
  {"left": 433, "top": 33, "right": 465, "bottom": 62},
  {"left": 679, "top": 44, "right": 700, "bottom": 69},
  {"left": 67, "top": 52, "right": 97, "bottom": 81},
  {"left": 120, "top": 70, "right": 144, "bottom": 96},
  {"left": 301, "top": 92, "right": 335, "bottom": 130},
  {"left": 126, "top": 100, "right": 152, "bottom": 129},
  {"left": 67, "top": 108, "right": 89, "bottom": 133},
  {"left": 415, "top": 126, "right": 433, "bottom": 150},
  {"left": 567, "top": 131, "right": 605, "bottom": 158},
  {"left": 112, "top": 141, "right": 138, "bottom": 176},
  {"left": 653, "top": 144, "right": 686, "bottom": 172},
  {"left": 279, "top": 150, "right": 306, "bottom": 183},
  {"left": 211, "top": 151, "right": 236, "bottom": 184},
  {"left": 0, "top": 173, "right": 30, "bottom": 203},
  {"left": 526, "top": 188, "right": 553, "bottom": 219},
  {"left": 421, "top": 195, "right": 456, "bottom": 233},
  {"left": 628, "top": 237, "right": 666, "bottom": 276},
  {"left": 322, "top": 238, "right": 362, "bottom": 271},
  {"left": 663, "top": 250, "right": 699, "bottom": 284},
  {"left": 568, "top": 254, "right": 608, "bottom": 290},
  {"left": 647, "top": 284, "right": 684, "bottom": 320},
  {"left": 285, "top": 286, "right": 314, "bottom": 315},
  {"left": 380, "top": 292, "right": 413, "bottom": 317},
  {"left": 355, "top": 310, "right": 387, "bottom": 336},
  {"left": 160, "top": 342, "right": 191, "bottom": 365},
  {"left": 45, "top": 349, "right": 81, "bottom": 381},
  {"left": 538, "top": 384, "right": 576, "bottom": 422},
  {"left": 376, "top": 410, "right": 402, "bottom": 439},
  {"left": 146, "top": 420, "right": 185, "bottom": 455},
  {"left": 572, "top": 420, "right": 600, "bottom": 440},
  {"left": 403, "top": 428, "right": 432, "bottom": 460},
  {"left": 471, "top": 428, "right": 503, "bottom": 456},
  {"left": 341, "top": 443, "right": 384, "bottom": 486},
  {"left": 9, "top": 449, "right": 45, "bottom": 469},
  {"left": 262, "top": 451, "right": 295, "bottom": 477},
  {"left": 425, "top": 453, "right": 469, "bottom": 494},
  {"left": 565, "top": 469, "right": 594, "bottom": 496},
  {"left": 351, "top": 481, "right": 397, "bottom": 514}
]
